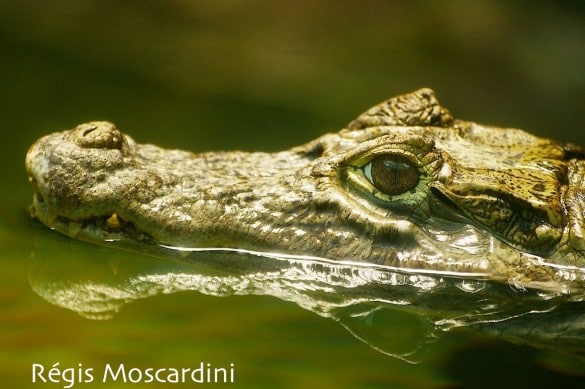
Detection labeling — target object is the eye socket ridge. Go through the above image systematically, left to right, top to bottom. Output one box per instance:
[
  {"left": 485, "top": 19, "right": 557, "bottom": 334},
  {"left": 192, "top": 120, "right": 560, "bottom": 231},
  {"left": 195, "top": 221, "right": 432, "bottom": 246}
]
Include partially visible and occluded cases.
[{"left": 363, "top": 153, "right": 420, "bottom": 196}]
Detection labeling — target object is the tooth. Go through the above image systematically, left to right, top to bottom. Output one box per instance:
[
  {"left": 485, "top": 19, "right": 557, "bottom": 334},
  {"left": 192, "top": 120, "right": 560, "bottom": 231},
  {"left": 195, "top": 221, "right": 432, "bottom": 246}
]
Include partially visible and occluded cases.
[
  {"left": 28, "top": 204, "right": 36, "bottom": 218},
  {"left": 46, "top": 208, "right": 58, "bottom": 226},
  {"left": 106, "top": 213, "right": 121, "bottom": 229},
  {"left": 68, "top": 221, "right": 82, "bottom": 237}
]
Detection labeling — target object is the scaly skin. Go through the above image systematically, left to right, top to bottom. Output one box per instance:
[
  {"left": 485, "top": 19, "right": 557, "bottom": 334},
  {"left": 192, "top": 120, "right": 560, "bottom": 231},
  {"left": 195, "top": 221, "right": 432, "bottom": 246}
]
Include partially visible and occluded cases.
[{"left": 25, "top": 88, "right": 585, "bottom": 294}]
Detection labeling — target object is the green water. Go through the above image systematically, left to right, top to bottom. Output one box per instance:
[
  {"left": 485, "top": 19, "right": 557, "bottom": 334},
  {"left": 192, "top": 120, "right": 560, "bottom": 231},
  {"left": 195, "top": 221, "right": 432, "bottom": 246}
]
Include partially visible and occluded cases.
[{"left": 2, "top": 2, "right": 585, "bottom": 387}]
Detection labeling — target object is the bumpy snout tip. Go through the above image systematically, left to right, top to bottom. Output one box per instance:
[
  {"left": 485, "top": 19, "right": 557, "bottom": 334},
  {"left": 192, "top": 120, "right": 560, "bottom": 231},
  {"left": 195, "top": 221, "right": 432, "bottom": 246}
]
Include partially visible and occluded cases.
[
  {"left": 25, "top": 121, "right": 129, "bottom": 229},
  {"left": 67, "top": 121, "right": 126, "bottom": 150},
  {"left": 25, "top": 131, "right": 57, "bottom": 225}
]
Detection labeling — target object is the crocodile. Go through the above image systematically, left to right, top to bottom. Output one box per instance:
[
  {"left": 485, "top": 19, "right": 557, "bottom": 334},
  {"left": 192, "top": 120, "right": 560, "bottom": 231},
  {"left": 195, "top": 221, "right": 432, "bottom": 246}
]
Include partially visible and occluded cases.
[
  {"left": 25, "top": 88, "right": 585, "bottom": 295},
  {"left": 26, "top": 88, "right": 585, "bottom": 359}
]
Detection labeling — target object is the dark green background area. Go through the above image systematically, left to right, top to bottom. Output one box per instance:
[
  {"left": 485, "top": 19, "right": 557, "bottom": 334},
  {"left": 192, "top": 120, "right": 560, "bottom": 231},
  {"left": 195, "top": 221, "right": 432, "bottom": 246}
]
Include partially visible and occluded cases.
[{"left": 1, "top": 1, "right": 584, "bottom": 387}]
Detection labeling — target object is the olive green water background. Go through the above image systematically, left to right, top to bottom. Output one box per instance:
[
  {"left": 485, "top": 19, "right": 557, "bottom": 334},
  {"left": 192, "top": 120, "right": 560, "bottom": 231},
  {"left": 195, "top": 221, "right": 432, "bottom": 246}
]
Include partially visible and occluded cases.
[{"left": 1, "top": 1, "right": 585, "bottom": 387}]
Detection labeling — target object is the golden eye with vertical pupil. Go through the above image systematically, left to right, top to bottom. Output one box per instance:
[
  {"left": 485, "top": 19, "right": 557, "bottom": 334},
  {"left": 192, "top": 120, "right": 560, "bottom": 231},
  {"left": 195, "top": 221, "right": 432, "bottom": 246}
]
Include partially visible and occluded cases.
[{"left": 363, "top": 155, "right": 420, "bottom": 196}]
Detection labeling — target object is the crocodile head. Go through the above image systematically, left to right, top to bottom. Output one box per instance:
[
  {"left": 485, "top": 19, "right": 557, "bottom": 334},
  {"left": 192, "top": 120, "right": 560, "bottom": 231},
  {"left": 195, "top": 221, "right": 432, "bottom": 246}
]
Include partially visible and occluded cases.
[{"left": 25, "top": 88, "right": 585, "bottom": 293}]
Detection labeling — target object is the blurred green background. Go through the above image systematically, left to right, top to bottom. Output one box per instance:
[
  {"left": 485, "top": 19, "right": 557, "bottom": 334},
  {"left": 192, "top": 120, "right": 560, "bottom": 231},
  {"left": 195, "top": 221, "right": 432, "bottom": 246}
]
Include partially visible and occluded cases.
[{"left": 1, "top": 1, "right": 584, "bottom": 387}]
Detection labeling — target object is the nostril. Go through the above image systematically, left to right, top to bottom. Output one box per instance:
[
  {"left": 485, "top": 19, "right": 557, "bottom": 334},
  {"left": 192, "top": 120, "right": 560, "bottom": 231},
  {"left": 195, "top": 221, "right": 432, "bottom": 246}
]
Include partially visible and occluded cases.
[
  {"left": 70, "top": 121, "right": 125, "bottom": 150},
  {"left": 82, "top": 126, "right": 98, "bottom": 137}
]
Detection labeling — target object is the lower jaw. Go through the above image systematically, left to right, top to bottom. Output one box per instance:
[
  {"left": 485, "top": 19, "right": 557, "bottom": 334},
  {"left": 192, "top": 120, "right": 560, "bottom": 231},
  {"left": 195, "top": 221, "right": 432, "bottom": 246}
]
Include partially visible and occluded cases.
[{"left": 29, "top": 192, "right": 155, "bottom": 247}]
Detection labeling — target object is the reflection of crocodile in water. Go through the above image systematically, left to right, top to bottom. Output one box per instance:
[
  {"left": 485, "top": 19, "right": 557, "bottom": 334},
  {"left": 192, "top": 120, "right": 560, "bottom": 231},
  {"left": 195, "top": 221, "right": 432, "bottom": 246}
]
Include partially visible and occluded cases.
[{"left": 25, "top": 89, "right": 585, "bottom": 360}]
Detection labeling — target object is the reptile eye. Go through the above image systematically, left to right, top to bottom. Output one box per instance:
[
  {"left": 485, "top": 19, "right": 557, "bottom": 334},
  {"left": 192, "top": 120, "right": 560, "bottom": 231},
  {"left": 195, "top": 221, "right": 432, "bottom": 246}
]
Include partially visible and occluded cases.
[{"left": 364, "top": 155, "right": 420, "bottom": 196}]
